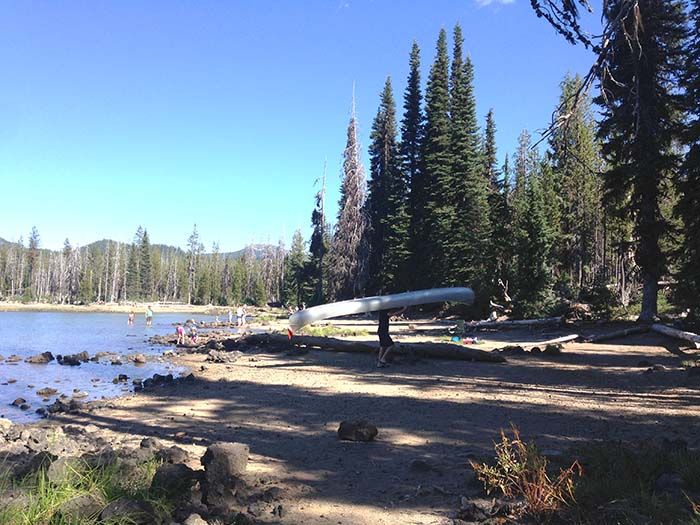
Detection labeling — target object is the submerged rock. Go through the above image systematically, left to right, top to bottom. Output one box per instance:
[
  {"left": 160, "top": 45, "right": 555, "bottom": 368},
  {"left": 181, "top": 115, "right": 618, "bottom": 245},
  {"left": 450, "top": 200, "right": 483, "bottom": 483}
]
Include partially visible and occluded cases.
[
  {"left": 25, "top": 352, "right": 55, "bottom": 364},
  {"left": 36, "top": 387, "right": 59, "bottom": 397}
]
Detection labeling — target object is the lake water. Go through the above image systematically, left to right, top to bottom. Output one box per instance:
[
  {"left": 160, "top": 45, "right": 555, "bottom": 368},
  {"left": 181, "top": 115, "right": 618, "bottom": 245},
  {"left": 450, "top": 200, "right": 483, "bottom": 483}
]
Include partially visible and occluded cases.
[{"left": 0, "top": 311, "right": 221, "bottom": 423}]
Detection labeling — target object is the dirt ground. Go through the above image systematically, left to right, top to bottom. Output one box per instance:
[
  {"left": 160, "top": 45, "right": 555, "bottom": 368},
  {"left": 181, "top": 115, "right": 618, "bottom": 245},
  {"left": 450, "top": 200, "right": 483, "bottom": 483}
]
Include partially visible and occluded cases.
[{"left": 55, "top": 319, "right": 700, "bottom": 525}]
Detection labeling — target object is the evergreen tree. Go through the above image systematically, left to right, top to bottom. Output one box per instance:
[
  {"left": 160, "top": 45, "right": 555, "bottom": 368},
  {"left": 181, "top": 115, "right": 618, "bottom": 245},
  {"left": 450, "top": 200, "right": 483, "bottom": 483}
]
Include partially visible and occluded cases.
[
  {"left": 595, "top": 0, "right": 686, "bottom": 321},
  {"left": 676, "top": 0, "right": 700, "bottom": 319},
  {"left": 448, "top": 25, "right": 491, "bottom": 293},
  {"left": 422, "top": 28, "right": 452, "bottom": 286},
  {"left": 401, "top": 41, "right": 426, "bottom": 289},
  {"left": 549, "top": 74, "right": 602, "bottom": 296},
  {"left": 366, "top": 77, "right": 409, "bottom": 294},
  {"left": 328, "top": 94, "right": 368, "bottom": 300},
  {"left": 483, "top": 111, "right": 505, "bottom": 288},
  {"left": 309, "top": 166, "right": 330, "bottom": 305},
  {"left": 186, "top": 225, "right": 201, "bottom": 305},
  {"left": 27, "top": 226, "right": 40, "bottom": 299},
  {"left": 126, "top": 228, "right": 142, "bottom": 299},
  {"left": 139, "top": 229, "right": 153, "bottom": 299},
  {"left": 283, "top": 230, "right": 309, "bottom": 307}
]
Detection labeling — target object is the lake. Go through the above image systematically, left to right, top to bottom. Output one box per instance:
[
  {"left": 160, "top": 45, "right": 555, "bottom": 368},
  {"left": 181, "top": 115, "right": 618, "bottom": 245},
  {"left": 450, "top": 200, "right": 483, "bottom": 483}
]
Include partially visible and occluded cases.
[{"left": 0, "top": 311, "right": 220, "bottom": 423}]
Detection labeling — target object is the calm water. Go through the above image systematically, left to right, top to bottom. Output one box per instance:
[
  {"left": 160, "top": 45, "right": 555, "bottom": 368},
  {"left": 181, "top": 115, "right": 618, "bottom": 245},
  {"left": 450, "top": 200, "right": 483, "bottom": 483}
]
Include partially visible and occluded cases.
[{"left": 0, "top": 311, "right": 219, "bottom": 423}]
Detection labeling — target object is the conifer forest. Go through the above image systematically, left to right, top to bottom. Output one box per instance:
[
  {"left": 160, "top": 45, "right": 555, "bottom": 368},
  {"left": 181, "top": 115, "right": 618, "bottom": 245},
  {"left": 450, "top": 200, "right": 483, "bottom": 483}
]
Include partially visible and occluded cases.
[{"left": 2, "top": 1, "right": 700, "bottom": 325}]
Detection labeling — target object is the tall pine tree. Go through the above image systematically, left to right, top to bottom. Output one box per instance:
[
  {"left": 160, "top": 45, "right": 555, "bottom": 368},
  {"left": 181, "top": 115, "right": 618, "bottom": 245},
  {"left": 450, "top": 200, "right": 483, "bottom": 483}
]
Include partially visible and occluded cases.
[
  {"left": 595, "top": 0, "right": 686, "bottom": 321},
  {"left": 676, "top": 0, "right": 700, "bottom": 320},
  {"left": 448, "top": 25, "right": 491, "bottom": 295},
  {"left": 422, "top": 28, "right": 452, "bottom": 286},
  {"left": 401, "top": 41, "right": 426, "bottom": 290},
  {"left": 366, "top": 78, "right": 409, "bottom": 294},
  {"left": 328, "top": 94, "right": 368, "bottom": 300},
  {"left": 309, "top": 165, "right": 330, "bottom": 305},
  {"left": 139, "top": 229, "right": 153, "bottom": 299}
]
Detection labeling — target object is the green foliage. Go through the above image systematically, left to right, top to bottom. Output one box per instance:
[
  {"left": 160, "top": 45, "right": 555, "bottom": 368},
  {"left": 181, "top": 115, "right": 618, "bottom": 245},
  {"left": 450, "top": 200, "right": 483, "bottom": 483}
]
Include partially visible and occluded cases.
[
  {"left": 283, "top": 230, "right": 310, "bottom": 307},
  {"left": 302, "top": 324, "right": 369, "bottom": 337},
  {"left": 0, "top": 457, "right": 172, "bottom": 525}
]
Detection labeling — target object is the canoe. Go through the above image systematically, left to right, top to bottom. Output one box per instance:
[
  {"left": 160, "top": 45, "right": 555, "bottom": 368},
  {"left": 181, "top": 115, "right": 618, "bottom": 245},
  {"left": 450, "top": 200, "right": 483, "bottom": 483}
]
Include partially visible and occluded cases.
[{"left": 288, "top": 287, "right": 474, "bottom": 334}]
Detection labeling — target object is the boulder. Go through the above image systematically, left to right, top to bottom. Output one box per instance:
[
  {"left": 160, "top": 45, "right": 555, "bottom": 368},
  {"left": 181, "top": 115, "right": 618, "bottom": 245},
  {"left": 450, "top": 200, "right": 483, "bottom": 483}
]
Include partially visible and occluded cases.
[
  {"left": 57, "top": 351, "right": 90, "bottom": 366},
  {"left": 25, "top": 352, "right": 54, "bottom": 364},
  {"left": 129, "top": 353, "right": 147, "bottom": 364},
  {"left": 6, "top": 355, "right": 22, "bottom": 363},
  {"left": 36, "top": 387, "right": 59, "bottom": 397},
  {"left": 11, "top": 398, "right": 26, "bottom": 407},
  {"left": 337, "top": 420, "right": 378, "bottom": 442},
  {"left": 201, "top": 442, "right": 250, "bottom": 513},
  {"left": 156, "top": 445, "right": 190, "bottom": 464},
  {"left": 47, "top": 457, "right": 83, "bottom": 484},
  {"left": 151, "top": 463, "right": 199, "bottom": 496},
  {"left": 57, "top": 492, "right": 104, "bottom": 521},
  {"left": 100, "top": 498, "right": 157, "bottom": 524},
  {"left": 183, "top": 514, "right": 209, "bottom": 525}
]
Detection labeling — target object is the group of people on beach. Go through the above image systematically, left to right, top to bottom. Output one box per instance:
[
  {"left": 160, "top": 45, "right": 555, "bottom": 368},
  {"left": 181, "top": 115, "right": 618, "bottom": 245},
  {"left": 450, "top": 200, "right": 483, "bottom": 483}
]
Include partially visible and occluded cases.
[{"left": 176, "top": 320, "right": 198, "bottom": 345}]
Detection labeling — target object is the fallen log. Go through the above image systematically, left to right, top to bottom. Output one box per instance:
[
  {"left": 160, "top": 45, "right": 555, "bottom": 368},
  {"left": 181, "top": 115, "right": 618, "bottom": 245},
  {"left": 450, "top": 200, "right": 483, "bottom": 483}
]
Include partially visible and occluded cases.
[
  {"left": 467, "top": 317, "right": 563, "bottom": 330},
  {"left": 651, "top": 324, "right": 700, "bottom": 349},
  {"left": 583, "top": 325, "right": 650, "bottom": 343},
  {"left": 239, "top": 333, "right": 506, "bottom": 363},
  {"left": 520, "top": 334, "right": 579, "bottom": 347}
]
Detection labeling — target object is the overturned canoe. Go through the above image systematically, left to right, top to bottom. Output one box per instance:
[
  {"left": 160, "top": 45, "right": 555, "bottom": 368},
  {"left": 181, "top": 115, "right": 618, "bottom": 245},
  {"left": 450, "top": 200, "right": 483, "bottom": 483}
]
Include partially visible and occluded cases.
[{"left": 288, "top": 287, "right": 475, "bottom": 334}]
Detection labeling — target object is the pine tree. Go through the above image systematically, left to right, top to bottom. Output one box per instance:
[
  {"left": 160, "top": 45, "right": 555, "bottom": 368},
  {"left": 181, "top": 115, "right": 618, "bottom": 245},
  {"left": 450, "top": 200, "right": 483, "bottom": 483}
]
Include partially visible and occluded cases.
[
  {"left": 595, "top": 0, "right": 686, "bottom": 321},
  {"left": 676, "top": 0, "right": 700, "bottom": 320},
  {"left": 448, "top": 25, "right": 491, "bottom": 294},
  {"left": 422, "top": 28, "right": 452, "bottom": 286},
  {"left": 401, "top": 41, "right": 426, "bottom": 289},
  {"left": 549, "top": 74, "right": 602, "bottom": 296},
  {"left": 366, "top": 77, "right": 409, "bottom": 294},
  {"left": 328, "top": 94, "right": 368, "bottom": 300},
  {"left": 483, "top": 111, "right": 505, "bottom": 291},
  {"left": 309, "top": 165, "right": 330, "bottom": 305},
  {"left": 186, "top": 225, "right": 201, "bottom": 305},
  {"left": 27, "top": 226, "right": 40, "bottom": 299},
  {"left": 126, "top": 228, "right": 142, "bottom": 299},
  {"left": 139, "top": 229, "right": 153, "bottom": 299},
  {"left": 283, "top": 230, "right": 309, "bottom": 307}
]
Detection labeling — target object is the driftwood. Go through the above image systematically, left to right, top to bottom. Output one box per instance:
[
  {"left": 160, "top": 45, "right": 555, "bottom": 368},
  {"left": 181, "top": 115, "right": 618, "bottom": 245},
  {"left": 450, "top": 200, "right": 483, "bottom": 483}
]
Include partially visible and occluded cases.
[
  {"left": 468, "top": 317, "right": 563, "bottom": 330},
  {"left": 651, "top": 324, "right": 700, "bottom": 349},
  {"left": 583, "top": 325, "right": 650, "bottom": 343},
  {"left": 241, "top": 333, "right": 506, "bottom": 363},
  {"left": 519, "top": 334, "right": 579, "bottom": 347}
]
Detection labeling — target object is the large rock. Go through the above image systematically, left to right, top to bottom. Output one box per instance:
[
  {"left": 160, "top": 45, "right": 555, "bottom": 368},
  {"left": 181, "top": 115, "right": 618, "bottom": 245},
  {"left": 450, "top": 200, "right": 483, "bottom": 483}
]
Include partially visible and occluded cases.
[
  {"left": 57, "top": 351, "right": 90, "bottom": 366},
  {"left": 25, "top": 352, "right": 54, "bottom": 364},
  {"left": 37, "top": 387, "right": 59, "bottom": 397},
  {"left": 337, "top": 420, "right": 378, "bottom": 442},
  {"left": 201, "top": 442, "right": 250, "bottom": 512},
  {"left": 156, "top": 445, "right": 190, "bottom": 464},
  {"left": 47, "top": 457, "right": 83, "bottom": 484},
  {"left": 150, "top": 462, "right": 199, "bottom": 496},
  {"left": 57, "top": 492, "right": 104, "bottom": 521},
  {"left": 100, "top": 498, "right": 157, "bottom": 524},
  {"left": 183, "top": 514, "right": 209, "bottom": 525}
]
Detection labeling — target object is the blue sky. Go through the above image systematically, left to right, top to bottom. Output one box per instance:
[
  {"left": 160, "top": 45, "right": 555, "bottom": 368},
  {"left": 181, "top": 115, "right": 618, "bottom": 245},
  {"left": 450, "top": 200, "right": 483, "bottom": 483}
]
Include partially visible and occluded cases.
[{"left": 0, "top": 0, "right": 596, "bottom": 252}]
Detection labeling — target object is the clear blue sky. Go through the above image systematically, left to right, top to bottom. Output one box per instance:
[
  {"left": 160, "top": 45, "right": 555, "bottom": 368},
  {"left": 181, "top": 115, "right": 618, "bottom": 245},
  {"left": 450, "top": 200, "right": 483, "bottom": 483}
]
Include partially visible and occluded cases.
[{"left": 0, "top": 0, "right": 596, "bottom": 252}]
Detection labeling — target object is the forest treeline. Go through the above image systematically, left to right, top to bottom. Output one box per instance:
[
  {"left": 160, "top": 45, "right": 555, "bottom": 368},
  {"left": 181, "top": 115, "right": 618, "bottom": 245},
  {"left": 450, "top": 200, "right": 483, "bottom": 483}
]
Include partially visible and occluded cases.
[
  {"left": 285, "top": 1, "right": 700, "bottom": 322},
  {"left": 0, "top": 226, "right": 285, "bottom": 306}
]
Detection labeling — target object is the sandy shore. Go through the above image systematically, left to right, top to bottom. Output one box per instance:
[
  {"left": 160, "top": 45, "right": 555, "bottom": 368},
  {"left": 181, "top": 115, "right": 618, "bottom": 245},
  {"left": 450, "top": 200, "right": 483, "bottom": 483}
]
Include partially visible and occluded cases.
[{"left": 37, "top": 318, "right": 700, "bottom": 525}]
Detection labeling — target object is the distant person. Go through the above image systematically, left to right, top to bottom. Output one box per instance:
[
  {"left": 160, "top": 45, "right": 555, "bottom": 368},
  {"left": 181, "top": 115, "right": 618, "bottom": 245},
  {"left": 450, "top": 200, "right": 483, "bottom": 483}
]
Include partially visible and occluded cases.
[
  {"left": 242, "top": 304, "right": 248, "bottom": 326},
  {"left": 236, "top": 305, "right": 244, "bottom": 327},
  {"left": 145, "top": 306, "right": 153, "bottom": 327},
  {"left": 376, "top": 307, "right": 406, "bottom": 368},
  {"left": 228, "top": 309, "right": 233, "bottom": 324},
  {"left": 127, "top": 311, "right": 135, "bottom": 326},
  {"left": 188, "top": 323, "right": 198, "bottom": 344},
  {"left": 175, "top": 324, "right": 185, "bottom": 345}
]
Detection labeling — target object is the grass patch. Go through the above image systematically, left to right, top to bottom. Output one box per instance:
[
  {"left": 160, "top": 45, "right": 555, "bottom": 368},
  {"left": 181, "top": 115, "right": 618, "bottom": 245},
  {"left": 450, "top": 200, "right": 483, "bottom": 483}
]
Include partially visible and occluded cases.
[
  {"left": 302, "top": 325, "right": 369, "bottom": 337},
  {"left": 470, "top": 427, "right": 700, "bottom": 524},
  {"left": 0, "top": 457, "right": 173, "bottom": 524}
]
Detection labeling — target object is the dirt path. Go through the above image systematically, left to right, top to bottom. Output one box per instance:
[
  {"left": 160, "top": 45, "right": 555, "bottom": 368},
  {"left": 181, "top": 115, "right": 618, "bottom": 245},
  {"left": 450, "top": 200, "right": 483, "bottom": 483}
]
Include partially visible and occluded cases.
[{"left": 54, "top": 322, "right": 700, "bottom": 524}]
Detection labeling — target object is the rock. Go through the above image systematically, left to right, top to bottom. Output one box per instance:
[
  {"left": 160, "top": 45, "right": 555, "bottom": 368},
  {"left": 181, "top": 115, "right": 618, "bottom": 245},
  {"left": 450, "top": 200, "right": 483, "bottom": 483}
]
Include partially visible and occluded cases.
[
  {"left": 544, "top": 344, "right": 562, "bottom": 355},
  {"left": 530, "top": 346, "right": 542, "bottom": 355},
  {"left": 207, "top": 350, "right": 243, "bottom": 363},
  {"left": 57, "top": 351, "right": 90, "bottom": 366},
  {"left": 92, "top": 351, "right": 115, "bottom": 361},
  {"left": 25, "top": 352, "right": 55, "bottom": 364},
  {"left": 130, "top": 353, "right": 147, "bottom": 364},
  {"left": 6, "top": 355, "right": 22, "bottom": 363},
  {"left": 111, "top": 358, "right": 123, "bottom": 365},
  {"left": 652, "top": 364, "right": 669, "bottom": 371},
  {"left": 36, "top": 387, "right": 59, "bottom": 397},
  {"left": 72, "top": 390, "right": 89, "bottom": 399},
  {"left": 11, "top": 398, "right": 26, "bottom": 406},
  {"left": 20, "top": 404, "right": 31, "bottom": 411},
  {"left": 0, "top": 418, "right": 13, "bottom": 432},
  {"left": 337, "top": 420, "right": 378, "bottom": 442},
  {"left": 140, "top": 437, "right": 162, "bottom": 450},
  {"left": 201, "top": 442, "right": 250, "bottom": 512},
  {"left": 157, "top": 445, "right": 190, "bottom": 464},
  {"left": 82, "top": 448, "right": 118, "bottom": 469},
  {"left": 47, "top": 457, "right": 83, "bottom": 484},
  {"left": 151, "top": 462, "right": 199, "bottom": 496},
  {"left": 654, "top": 472, "right": 684, "bottom": 495},
  {"left": 261, "top": 486, "right": 284, "bottom": 502},
  {"left": 0, "top": 488, "right": 31, "bottom": 512},
  {"left": 57, "top": 493, "right": 104, "bottom": 521},
  {"left": 100, "top": 498, "right": 157, "bottom": 524},
  {"left": 456, "top": 498, "right": 489, "bottom": 521},
  {"left": 232, "top": 512, "right": 255, "bottom": 525},
  {"left": 183, "top": 514, "right": 209, "bottom": 525}
]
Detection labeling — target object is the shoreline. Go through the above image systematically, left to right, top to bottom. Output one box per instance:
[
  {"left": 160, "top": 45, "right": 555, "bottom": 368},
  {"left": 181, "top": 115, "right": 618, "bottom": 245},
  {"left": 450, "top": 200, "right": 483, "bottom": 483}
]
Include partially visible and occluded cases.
[{"left": 0, "top": 301, "right": 224, "bottom": 314}]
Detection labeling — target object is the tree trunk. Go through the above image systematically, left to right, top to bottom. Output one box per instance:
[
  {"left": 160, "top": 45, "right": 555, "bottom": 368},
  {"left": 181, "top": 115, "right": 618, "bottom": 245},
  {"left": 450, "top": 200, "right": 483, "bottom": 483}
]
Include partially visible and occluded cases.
[
  {"left": 638, "top": 276, "right": 658, "bottom": 322},
  {"left": 650, "top": 324, "right": 700, "bottom": 349}
]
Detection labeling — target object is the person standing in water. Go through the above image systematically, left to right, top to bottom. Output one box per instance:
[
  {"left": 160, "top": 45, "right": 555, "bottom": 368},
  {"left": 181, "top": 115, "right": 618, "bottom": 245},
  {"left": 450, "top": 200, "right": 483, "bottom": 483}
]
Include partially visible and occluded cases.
[
  {"left": 145, "top": 305, "right": 154, "bottom": 327},
  {"left": 376, "top": 307, "right": 406, "bottom": 368},
  {"left": 228, "top": 309, "right": 233, "bottom": 325},
  {"left": 127, "top": 310, "right": 135, "bottom": 326},
  {"left": 175, "top": 324, "right": 185, "bottom": 345}
]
